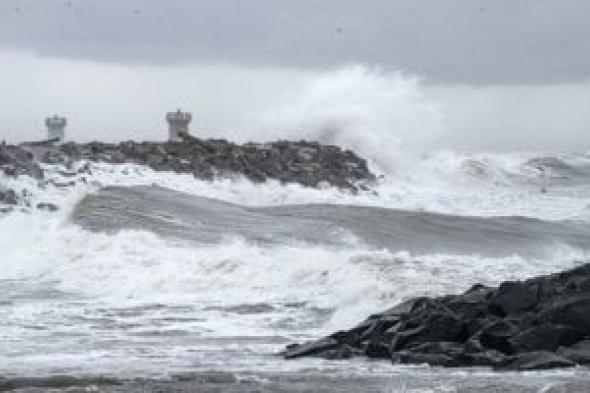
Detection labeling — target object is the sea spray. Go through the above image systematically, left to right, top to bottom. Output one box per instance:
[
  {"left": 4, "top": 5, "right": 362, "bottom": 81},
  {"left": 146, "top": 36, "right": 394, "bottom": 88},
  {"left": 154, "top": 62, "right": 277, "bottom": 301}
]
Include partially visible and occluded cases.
[{"left": 256, "top": 65, "right": 444, "bottom": 172}]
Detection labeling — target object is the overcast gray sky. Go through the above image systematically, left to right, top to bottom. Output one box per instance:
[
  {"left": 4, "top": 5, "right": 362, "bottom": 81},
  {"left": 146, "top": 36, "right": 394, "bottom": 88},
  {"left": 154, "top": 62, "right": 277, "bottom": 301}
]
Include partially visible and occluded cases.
[
  {"left": 1, "top": 0, "right": 590, "bottom": 84},
  {"left": 1, "top": 0, "right": 589, "bottom": 153}
]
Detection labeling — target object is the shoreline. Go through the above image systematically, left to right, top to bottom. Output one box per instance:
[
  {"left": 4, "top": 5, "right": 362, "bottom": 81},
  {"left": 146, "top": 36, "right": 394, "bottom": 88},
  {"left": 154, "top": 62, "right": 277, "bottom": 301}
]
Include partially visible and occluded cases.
[{"left": 285, "top": 263, "right": 590, "bottom": 372}]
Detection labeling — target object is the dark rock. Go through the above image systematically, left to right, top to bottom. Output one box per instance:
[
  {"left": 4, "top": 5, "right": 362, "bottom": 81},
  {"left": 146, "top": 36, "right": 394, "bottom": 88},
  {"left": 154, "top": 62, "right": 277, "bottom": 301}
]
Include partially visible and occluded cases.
[
  {"left": 0, "top": 144, "right": 45, "bottom": 180},
  {"left": 41, "top": 150, "right": 68, "bottom": 164},
  {"left": 23, "top": 162, "right": 44, "bottom": 180},
  {"left": 58, "top": 170, "right": 77, "bottom": 177},
  {"left": 50, "top": 180, "right": 76, "bottom": 188},
  {"left": 0, "top": 189, "right": 18, "bottom": 205},
  {"left": 36, "top": 202, "right": 59, "bottom": 212},
  {"left": 285, "top": 263, "right": 590, "bottom": 371},
  {"left": 489, "top": 281, "right": 537, "bottom": 316},
  {"left": 446, "top": 284, "right": 494, "bottom": 320},
  {"left": 373, "top": 297, "right": 430, "bottom": 319},
  {"left": 540, "top": 297, "right": 590, "bottom": 334},
  {"left": 391, "top": 312, "right": 466, "bottom": 351},
  {"left": 358, "top": 318, "right": 399, "bottom": 344},
  {"left": 469, "top": 320, "right": 520, "bottom": 354},
  {"left": 509, "top": 324, "right": 584, "bottom": 352},
  {"left": 283, "top": 337, "right": 340, "bottom": 359},
  {"left": 557, "top": 339, "right": 590, "bottom": 364},
  {"left": 362, "top": 341, "right": 391, "bottom": 358},
  {"left": 404, "top": 341, "right": 465, "bottom": 358},
  {"left": 318, "top": 344, "right": 358, "bottom": 360},
  {"left": 458, "top": 349, "right": 508, "bottom": 367},
  {"left": 392, "top": 351, "right": 459, "bottom": 367},
  {"left": 495, "top": 351, "right": 576, "bottom": 371},
  {"left": 0, "top": 375, "right": 120, "bottom": 390}
]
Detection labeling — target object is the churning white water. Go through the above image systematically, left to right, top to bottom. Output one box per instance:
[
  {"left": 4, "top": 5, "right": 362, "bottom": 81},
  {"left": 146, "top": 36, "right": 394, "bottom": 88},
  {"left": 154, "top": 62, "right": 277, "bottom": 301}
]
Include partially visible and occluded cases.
[{"left": 1, "top": 152, "right": 590, "bottom": 378}]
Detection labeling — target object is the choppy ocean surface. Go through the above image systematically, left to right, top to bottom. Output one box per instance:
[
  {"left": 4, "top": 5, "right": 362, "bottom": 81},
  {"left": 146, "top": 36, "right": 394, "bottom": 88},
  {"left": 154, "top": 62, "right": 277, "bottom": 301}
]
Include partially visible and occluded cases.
[{"left": 2, "top": 151, "right": 590, "bottom": 391}]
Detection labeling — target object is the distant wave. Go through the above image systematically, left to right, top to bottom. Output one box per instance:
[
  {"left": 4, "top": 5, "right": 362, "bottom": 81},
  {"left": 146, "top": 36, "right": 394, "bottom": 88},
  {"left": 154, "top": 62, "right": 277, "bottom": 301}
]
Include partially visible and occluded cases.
[{"left": 74, "top": 185, "right": 590, "bottom": 258}]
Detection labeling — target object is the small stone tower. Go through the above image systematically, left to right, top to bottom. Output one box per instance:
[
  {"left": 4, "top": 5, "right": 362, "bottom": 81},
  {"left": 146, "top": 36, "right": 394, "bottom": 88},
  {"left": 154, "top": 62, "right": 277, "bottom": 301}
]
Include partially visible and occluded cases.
[
  {"left": 166, "top": 109, "right": 192, "bottom": 142},
  {"left": 45, "top": 115, "right": 67, "bottom": 142}
]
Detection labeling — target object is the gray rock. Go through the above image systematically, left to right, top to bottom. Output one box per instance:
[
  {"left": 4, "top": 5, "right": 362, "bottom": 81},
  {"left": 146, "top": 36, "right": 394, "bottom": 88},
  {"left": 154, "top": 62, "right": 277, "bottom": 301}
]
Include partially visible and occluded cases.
[
  {"left": 0, "top": 189, "right": 18, "bottom": 205},
  {"left": 36, "top": 202, "right": 59, "bottom": 211},
  {"left": 285, "top": 263, "right": 590, "bottom": 371},
  {"left": 490, "top": 281, "right": 537, "bottom": 316},
  {"left": 542, "top": 297, "right": 590, "bottom": 334},
  {"left": 509, "top": 324, "right": 585, "bottom": 352},
  {"left": 283, "top": 337, "right": 340, "bottom": 359},
  {"left": 557, "top": 339, "right": 590, "bottom": 364},
  {"left": 495, "top": 351, "right": 576, "bottom": 371}
]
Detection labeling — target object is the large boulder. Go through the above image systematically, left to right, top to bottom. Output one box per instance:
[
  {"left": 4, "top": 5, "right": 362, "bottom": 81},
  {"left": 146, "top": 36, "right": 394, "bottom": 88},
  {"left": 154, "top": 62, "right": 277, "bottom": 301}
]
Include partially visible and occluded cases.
[
  {"left": 0, "top": 189, "right": 18, "bottom": 205},
  {"left": 489, "top": 281, "right": 537, "bottom": 316},
  {"left": 540, "top": 297, "right": 590, "bottom": 334},
  {"left": 509, "top": 324, "right": 584, "bottom": 352},
  {"left": 557, "top": 339, "right": 590, "bottom": 364},
  {"left": 495, "top": 351, "right": 576, "bottom": 371}
]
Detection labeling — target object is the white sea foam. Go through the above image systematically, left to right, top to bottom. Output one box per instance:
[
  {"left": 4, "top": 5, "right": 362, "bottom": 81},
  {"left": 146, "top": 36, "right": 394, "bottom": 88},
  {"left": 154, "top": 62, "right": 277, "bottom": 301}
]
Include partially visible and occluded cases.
[
  {"left": 253, "top": 65, "right": 444, "bottom": 173},
  {"left": 2, "top": 129, "right": 590, "bottom": 376},
  {"left": 11, "top": 149, "right": 586, "bottom": 221},
  {"left": 0, "top": 201, "right": 586, "bottom": 376}
]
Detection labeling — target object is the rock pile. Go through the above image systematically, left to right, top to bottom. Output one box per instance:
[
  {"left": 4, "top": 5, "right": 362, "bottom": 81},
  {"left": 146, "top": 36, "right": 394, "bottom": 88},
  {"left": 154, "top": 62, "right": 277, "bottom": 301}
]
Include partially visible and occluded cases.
[
  {"left": 1, "top": 137, "right": 375, "bottom": 211},
  {"left": 2, "top": 137, "right": 375, "bottom": 192},
  {"left": 52, "top": 137, "right": 374, "bottom": 190},
  {"left": 0, "top": 144, "right": 44, "bottom": 180},
  {"left": 284, "top": 263, "right": 590, "bottom": 371}
]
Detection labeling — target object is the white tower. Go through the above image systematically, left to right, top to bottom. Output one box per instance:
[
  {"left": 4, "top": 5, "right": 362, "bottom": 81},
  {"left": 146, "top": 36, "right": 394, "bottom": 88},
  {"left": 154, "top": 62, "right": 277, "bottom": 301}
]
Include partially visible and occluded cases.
[
  {"left": 166, "top": 109, "right": 192, "bottom": 142},
  {"left": 45, "top": 115, "right": 67, "bottom": 142}
]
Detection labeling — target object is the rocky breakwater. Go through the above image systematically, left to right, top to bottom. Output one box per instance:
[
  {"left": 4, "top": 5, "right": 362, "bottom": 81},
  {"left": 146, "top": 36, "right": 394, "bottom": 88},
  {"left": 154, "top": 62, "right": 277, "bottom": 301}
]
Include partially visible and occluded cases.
[
  {"left": 54, "top": 136, "right": 375, "bottom": 191},
  {"left": 1, "top": 137, "right": 375, "bottom": 212},
  {"left": 285, "top": 263, "right": 590, "bottom": 371}
]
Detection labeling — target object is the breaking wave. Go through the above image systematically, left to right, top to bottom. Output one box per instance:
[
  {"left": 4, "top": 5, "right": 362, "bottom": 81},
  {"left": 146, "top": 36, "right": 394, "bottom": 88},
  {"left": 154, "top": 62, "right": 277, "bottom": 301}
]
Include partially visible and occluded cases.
[{"left": 1, "top": 158, "right": 590, "bottom": 377}]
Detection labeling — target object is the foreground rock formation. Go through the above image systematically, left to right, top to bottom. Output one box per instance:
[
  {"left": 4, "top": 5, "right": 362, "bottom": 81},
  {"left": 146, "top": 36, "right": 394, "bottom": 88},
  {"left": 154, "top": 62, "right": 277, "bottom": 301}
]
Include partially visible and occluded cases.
[{"left": 285, "top": 263, "right": 590, "bottom": 371}]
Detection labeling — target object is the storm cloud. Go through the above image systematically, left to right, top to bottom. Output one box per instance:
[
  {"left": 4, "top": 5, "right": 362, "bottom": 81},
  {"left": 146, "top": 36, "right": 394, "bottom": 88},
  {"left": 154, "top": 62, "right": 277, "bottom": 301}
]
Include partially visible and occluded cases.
[{"left": 1, "top": 0, "right": 589, "bottom": 84}]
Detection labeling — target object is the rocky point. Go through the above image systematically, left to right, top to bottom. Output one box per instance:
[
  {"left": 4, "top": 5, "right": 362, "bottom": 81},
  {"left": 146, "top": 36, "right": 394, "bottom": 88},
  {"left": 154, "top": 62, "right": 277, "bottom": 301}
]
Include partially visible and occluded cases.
[
  {"left": 0, "top": 136, "right": 376, "bottom": 211},
  {"left": 284, "top": 263, "right": 590, "bottom": 371}
]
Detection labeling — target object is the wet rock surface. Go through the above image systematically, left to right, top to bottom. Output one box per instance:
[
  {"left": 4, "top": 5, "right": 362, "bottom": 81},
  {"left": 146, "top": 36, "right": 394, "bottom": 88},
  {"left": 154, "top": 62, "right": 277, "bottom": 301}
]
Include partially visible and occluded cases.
[
  {"left": 48, "top": 137, "right": 375, "bottom": 190},
  {"left": 0, "top": 138, "right": 375, "bottom": 212},
  {"left": 1, "top": 138, "right": 374, "bottom": 192},
  {"left": 0, "top": 189, "right": 18, "bottom": 206},
  {"left": 35, "top": 202, "right": 59, "bottom": 212},
  {"left": 285, "top": 263, "right": 590, "bottom": 371}
]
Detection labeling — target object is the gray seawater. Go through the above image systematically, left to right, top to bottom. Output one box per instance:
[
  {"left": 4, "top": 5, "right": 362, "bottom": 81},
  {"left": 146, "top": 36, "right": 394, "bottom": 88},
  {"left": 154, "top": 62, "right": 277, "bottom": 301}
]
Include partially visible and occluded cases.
[
  {"left": 4, "top": 179, "right": 590, "bottom": 392},
  {"left": 74, "top": 185, "right": 590, "bottom": 258},
  {"left": 63, "top": 186, "right": 590, "bottom": 391}
]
